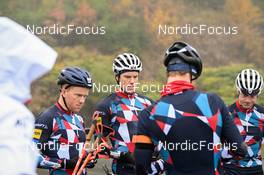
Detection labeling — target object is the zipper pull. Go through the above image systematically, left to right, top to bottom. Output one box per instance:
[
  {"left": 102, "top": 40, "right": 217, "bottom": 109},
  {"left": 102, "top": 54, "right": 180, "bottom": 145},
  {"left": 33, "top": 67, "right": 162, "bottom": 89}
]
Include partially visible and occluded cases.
[{"left": 245, "top": 112, "right": 251, "bottom": 132}]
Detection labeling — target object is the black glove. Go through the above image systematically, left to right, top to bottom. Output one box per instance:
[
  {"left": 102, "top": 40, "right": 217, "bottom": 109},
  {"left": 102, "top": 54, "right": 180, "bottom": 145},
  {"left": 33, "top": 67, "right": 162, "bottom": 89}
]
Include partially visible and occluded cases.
[
  {"left": 228, "top": 142, "right": 248, "bottom": 160},
  {"left": 118, "top": 151, "right": 135, "bottom": 164}
]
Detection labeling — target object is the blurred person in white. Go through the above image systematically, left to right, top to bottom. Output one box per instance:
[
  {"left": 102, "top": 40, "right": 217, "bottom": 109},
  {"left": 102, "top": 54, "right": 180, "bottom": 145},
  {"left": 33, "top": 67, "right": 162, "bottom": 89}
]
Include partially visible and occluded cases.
[{"left": 0, "top": 17, "right": 57, "bottom": 175}]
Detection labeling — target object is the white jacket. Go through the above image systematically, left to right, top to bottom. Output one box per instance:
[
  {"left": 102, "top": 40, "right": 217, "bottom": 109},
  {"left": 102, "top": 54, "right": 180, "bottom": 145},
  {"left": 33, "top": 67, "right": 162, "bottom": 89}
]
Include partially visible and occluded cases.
[
  {"left": 0, "top": 17, "right": 57, "bottom": 175},
  {"left": 0, "top": 94, "right": 37, "bottom": 175}
]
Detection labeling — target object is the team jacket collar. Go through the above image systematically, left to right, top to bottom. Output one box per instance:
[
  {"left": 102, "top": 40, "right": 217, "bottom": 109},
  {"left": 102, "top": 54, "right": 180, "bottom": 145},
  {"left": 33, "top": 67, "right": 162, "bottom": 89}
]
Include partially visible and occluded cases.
[
  {"left": 115, "top": 90, "right": 137, "bottom": 99},
  {"left": 55, "top": 102, "right": 73, "bottom": 115}
]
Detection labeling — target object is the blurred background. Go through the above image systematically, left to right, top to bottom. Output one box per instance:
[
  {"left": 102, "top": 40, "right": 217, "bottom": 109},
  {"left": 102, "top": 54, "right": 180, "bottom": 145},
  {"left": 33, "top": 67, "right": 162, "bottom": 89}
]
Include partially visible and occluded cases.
[
  {"left": 1, "top": 0, "right": 264, "bottom": 174},
  {"left": 1, "top": 0, "right": 264, "bottom": 121}
]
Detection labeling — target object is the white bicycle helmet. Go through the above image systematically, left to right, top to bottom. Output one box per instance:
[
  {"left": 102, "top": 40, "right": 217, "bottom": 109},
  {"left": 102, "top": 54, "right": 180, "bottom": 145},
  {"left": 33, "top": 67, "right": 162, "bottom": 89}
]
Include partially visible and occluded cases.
[
  {"left": 113, "top": 53, "right": 142, "bottom": 76},
  {"left": 236, "top": 69, "right": 263, "bottom": 96}
]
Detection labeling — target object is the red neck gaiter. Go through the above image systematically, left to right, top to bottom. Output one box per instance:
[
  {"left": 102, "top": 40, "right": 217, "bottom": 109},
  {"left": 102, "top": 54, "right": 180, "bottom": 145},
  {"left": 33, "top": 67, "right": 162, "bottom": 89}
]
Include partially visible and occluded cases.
[{"left": 161, "top": 80, "right": 195, "bottom": 97}]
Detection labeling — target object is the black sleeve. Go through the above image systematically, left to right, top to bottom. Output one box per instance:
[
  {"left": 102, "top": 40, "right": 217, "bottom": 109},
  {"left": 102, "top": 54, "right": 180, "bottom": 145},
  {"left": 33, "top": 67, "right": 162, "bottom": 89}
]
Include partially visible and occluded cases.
[
  {"left": 216, "top": 96, "right": 247, "bottom": 156},
  {"left": 93, "top": 98, "right": 112, "bottom": 136},
  {"left": 255, "top": 104, "right": 264, "bottom": 137},
  {"left": 34, "top": 108, "right": 64, "bottom": 168},
  {"left": 134, "top": 109, "right": 155, "bottom": 175},
  {"left": 33, "top": 110, "right": 53, "bottom": 150}
]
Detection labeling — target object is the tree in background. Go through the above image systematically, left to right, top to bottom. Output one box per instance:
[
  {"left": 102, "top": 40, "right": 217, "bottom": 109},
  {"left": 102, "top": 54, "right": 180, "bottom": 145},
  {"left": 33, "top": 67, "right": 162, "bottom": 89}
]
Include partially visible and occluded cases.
[
  {"left": 1, "top": 0, "right": 264, "bottom": 124},
  {"left": 224, "top": 0, "right": 264, "bottom": 65}
]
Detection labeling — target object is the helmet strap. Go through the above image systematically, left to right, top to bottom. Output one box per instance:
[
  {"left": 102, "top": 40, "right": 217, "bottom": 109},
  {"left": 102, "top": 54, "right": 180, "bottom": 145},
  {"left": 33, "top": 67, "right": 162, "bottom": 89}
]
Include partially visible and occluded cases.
[
  {"left": 189, "top": 64, "right": 192, "bottom": 82},
  {"left": 115, "top": 75, "right": 120, "bottom": 85},
  {"left": 59, "top": 85, "right": 71, "bottom": 112},
  {"left": 62, "top": 95, "right": 70, "bottom": 112}
]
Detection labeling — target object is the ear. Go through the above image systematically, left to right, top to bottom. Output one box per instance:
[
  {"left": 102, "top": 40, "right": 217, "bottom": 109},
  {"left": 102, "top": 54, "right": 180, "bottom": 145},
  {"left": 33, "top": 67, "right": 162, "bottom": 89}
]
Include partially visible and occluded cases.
[
  {"left": 115, "top": 76, "right": 120, "bottom": 85},
  {"left": 60, "top": 87, "right": 67, "bottom": 97},
  {"left": 236, "top": 90, "right": 241, "bottom": 98}
]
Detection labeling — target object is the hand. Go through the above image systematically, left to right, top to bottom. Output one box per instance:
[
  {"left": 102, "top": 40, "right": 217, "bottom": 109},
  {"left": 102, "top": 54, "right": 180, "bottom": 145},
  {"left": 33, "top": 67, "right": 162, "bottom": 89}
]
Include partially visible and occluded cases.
[
  {"left": 97, "top": 143, "right": 112, "bottom": 158},
  {"left": 79, "top": 150, "right": 98, "bottom": 169},
  {"left": 38, "top": 155, "right": 61, "bottom": 169},
  {"left": 40, "top": 159, "right": 61, "bottom": 169},
  {"left": 85, "top": 159, "right": 97, "bottom": 168},
  {"left": 148, "top": 159, "right": 164, "bottom": 175}
]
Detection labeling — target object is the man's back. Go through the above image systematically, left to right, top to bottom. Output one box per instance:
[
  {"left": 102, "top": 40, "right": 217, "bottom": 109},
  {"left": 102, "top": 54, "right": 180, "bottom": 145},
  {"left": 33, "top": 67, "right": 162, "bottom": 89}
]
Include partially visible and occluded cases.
[{"left": 136, "top": 89, "right": 244, "bottom": 175}]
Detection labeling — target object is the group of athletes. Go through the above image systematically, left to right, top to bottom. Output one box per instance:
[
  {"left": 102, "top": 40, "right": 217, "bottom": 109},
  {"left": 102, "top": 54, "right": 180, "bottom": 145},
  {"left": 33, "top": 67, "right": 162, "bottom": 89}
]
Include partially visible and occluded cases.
[{"left": 2, "top": 41, "right": 264, "bottom": 175}]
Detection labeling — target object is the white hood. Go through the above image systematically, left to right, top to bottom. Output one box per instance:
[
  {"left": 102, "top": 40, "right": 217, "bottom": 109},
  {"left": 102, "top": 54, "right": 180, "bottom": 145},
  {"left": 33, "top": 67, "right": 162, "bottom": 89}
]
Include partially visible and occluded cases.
[{"left": 0, "top": 17, "right": 57, "bottom": 103}]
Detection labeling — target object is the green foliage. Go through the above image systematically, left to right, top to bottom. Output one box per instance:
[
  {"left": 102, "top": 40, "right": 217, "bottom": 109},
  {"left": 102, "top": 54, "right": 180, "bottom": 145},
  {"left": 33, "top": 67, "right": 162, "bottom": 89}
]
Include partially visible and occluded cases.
[
  {"left": 3, "top": 0, "right": 264, "bottom": 125},
  {"left": 3, "top": 0, "right": 264, "bottom": 69},
  {"left": 89, "top": 0, "right": 110, "bottom": 17},
  {"left": 98, "top": 17, "right": 147, "bottom": 54},
  {"left": 29, "top": 42, "right": 264, "bottom": 126},
  {"left": 197, "top": 64, "right": 264, "bottom": 105}
]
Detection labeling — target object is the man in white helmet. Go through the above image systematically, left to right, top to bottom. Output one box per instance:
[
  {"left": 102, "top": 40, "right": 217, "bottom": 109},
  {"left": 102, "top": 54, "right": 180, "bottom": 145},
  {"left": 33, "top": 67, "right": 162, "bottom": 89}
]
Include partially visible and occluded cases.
[
  {"left": 0, "top": 17, "right": 57, "bottom": 175},
  {"left": 91, "top": 53, "right": 164, "bottom": 175},
  {"left": 222, "top": 68, "right": 264, "bottom": 175}
]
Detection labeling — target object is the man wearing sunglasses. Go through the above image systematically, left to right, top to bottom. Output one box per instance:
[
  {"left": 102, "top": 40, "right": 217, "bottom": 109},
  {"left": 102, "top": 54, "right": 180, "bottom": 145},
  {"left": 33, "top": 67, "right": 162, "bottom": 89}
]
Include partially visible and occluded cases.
[{"left": 222, "top": 68, "right": 264, "bottom": 175}]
